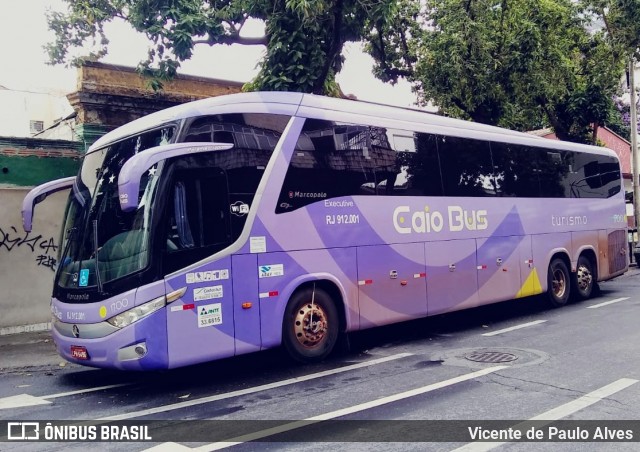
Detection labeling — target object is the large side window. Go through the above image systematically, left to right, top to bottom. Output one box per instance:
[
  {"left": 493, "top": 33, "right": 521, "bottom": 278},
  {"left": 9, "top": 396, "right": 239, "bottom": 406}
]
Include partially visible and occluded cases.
[
  {"left": 163, "top": 113, "right": 289, "bottom": 272},
  {"left": 275, "top": 117, "right": 620, "bottom": 208},
  {"left": 276, "top": 119, "right": 387, "bottom": 212},
  {"left": 378, "top": 131, "right": 444, "bottom": 196},
  {"left": 438, "top": 136, "right": 497, "bottom": 197},
  {"left": 490, "top": 142, "right": 541, "bottom": 197},
  {"left": 490, "top": 143, "right": 620, "bottom": 199},
  {"left": 536, "top": 149, "right": 571, "bottom": 198},
  {"left": 564, "top": 151, "right": 602, "bottom": 198},
  {"left": 562, "top": 152, "right": 621, "bottom": 198},
  {"left": 597, "top": 154, "right": 622, "bottom": 198},
  {"left": 164, "top": 167, "right": 232, "bottom": 274}
]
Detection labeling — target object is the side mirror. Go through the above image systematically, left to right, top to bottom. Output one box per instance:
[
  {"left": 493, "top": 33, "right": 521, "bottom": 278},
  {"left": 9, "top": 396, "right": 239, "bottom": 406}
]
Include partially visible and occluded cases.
[
  {"left": 118, "top": 142, "right": 233, "bottom": 212},
  {"left": 22, "top": 176, "right": 76, "bottom": 232}
]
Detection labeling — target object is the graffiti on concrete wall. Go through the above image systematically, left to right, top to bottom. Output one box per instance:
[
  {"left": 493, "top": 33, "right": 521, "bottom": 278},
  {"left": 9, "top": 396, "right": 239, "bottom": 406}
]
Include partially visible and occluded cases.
[{"left": 0, "top": 225, "right": 59, "bottom": 271}]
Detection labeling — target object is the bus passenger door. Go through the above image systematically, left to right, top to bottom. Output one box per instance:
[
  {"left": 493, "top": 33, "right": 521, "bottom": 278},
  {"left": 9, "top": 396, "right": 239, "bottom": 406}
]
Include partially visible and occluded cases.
[
  {"left": 162, "top": 166, "right": 236, "bottom": 368},
  {"left": 476, "top": 235, "right": 525, "bottom": 305},
  {"left": 425, "top": 239, "right": 478, "bottom": 315},
  {"left": 357, "top": 244, "right": 427, "bottom": 329},
  {"left": 164, "top": 257, "right": 236, "bottom": 368}
]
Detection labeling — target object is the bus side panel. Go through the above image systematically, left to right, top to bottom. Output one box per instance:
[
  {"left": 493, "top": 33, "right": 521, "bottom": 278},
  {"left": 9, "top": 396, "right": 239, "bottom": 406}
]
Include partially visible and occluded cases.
[
  {"left": 598, "top": 229, "right": 610, "bottom": 280},
  {"left": 570, "top": 230, "right": 599, "bottom": 271},
  {"left": 531, "top": 232, "right": 572, "bottom": 294},
  {"left": 476, "top": 235, "right": 524, "bottom": 305},
  {"left": 516, "top": 236, "right": 542, "bottom": 299},
  {"left": 425, "top": 239, "right": 478, "bottom": 316},
  {"left": 357, "top": 243, "right": 427, "bottom": 329},
  {"left": 258, "top": 248, "right": 358, "bottom": 349},
  {"left": 232, "top": 254, "right": 261, "bottom": 355},
  {"left": 165, "top": 257, "right": 235, "bottom": 368}
]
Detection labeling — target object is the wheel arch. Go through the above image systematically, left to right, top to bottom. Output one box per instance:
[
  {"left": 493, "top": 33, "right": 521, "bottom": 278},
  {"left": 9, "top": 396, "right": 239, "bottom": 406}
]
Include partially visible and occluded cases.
[{"left": 277, "top": 273, "right": 348, "bottom": 342}]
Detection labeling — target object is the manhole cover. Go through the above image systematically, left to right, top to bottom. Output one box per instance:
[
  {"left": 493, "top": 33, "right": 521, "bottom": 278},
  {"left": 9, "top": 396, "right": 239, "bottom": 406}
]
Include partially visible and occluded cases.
[{"left": 465, "top": 351, "right": 518, "bottom": 363}]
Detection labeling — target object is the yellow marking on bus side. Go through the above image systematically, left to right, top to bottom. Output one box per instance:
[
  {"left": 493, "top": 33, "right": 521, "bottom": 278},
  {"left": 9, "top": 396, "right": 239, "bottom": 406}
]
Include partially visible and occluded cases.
[{"left": 515, "top": 268, "right": 543, "bottom": 298}]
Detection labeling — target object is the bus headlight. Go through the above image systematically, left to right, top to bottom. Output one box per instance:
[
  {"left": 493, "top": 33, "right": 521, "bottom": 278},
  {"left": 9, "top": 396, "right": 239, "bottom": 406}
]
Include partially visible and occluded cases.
[
  {"left": 105, "top": 287, "right": 186, "bottom": 329},
  {"left": 107, "top": 296, "right": 166, "bottom": 329}
]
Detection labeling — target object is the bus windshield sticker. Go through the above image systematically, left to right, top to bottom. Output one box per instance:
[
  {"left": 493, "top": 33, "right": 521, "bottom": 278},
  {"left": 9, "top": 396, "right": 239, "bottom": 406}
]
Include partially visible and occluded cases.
[
  {"left": 230, "top": 201, "right": 249, "bottom": 216},
  {"left": 250, "top": 236, "right": 267, "bottom": 253},
  {"left": 259, "top": 264, "right": 284, "bottom": 278},
  {"left": 79, "top": 269, "right": 90, "bottom": 287},
  {"left": 185, "top": 270, "right": 229, "bottom": 284},
  {"left": 193, "top": 285, "right": 224, "bottom": 301},
  {"left": 198, "top": 303, "right": 222, "bottom": 328}
]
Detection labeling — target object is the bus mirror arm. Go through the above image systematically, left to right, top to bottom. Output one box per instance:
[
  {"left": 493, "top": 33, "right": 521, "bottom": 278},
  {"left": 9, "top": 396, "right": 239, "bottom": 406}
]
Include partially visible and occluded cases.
[
  {"left": 117, "top": 142, "right": 233, "bottom": 212},
  {"left": 21, "top": 176, "right": 76, "bottom": 232}
]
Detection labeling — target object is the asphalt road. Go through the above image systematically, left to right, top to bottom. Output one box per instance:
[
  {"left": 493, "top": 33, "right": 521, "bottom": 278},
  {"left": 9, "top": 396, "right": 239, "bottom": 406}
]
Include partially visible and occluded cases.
[{"left": 1, "top": 267, "right": 639, "bottom": 451}]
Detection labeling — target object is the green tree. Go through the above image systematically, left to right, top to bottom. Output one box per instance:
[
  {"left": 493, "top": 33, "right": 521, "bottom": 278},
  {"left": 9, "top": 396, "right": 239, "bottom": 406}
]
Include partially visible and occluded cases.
[
  {"left": 46, "top": 0, "right": 397, "bottom": 94},
  {"left": 368, "top": 0, "right": 625, "bottom": 143},
  {"left": 585, "top": 0, "right": 640, "bottom": 141},
  {"left": 586, "top": 0, "right": 640, "bottom": 56}
]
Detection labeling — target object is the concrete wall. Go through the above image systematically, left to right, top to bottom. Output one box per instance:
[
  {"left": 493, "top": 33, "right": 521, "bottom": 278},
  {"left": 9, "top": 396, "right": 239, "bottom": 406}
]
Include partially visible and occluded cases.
[
  {"left": 0, "top": 88, "right": 73, "bottom": 138},
  {"left": 0, "top": 188, "right": 68, "bottom": 333}
]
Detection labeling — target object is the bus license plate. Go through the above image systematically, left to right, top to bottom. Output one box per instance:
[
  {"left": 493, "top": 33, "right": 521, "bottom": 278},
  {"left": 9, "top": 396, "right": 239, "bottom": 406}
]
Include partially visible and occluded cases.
[{"left": 71, "top": 346, "right": 89, "bottom": 360}]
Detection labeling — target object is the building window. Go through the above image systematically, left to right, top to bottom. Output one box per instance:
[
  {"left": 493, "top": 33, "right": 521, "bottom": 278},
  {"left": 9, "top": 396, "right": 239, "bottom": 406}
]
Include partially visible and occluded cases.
[{"left": 29, "top": 120, "right": 44, "bottom": 134}]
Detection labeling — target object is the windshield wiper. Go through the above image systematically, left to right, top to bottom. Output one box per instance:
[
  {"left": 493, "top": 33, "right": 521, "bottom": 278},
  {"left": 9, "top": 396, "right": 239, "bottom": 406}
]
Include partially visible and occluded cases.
[{"left": 93, "top": 220, "right": 104, "bottom": 294}]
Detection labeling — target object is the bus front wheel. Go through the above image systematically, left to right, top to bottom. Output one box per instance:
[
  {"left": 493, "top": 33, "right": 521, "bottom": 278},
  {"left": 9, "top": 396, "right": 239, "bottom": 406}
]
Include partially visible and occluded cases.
[
  {"left": 547, "top": 258, "right": 571, "bottom": 308},
  {"left": 282, "top": 287, "right": 339, "bottom": 363}
]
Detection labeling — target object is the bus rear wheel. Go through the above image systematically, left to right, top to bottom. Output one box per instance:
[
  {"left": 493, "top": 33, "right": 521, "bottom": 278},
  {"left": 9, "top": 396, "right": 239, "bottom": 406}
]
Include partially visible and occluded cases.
[
  {"left": 572, "top": 255, "right": 595, "bottom": 301},
  {"left": 547, "top": 258, "right": 570, "bottom": 308},
  {"left": 283, "top": 287, "right": 338, "bottom": 363}
]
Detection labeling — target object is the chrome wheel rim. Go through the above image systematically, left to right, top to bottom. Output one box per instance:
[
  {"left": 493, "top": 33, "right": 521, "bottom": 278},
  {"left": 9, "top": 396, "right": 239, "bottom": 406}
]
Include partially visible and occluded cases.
[
  {"left": 576, "top": 264, "right": 592, "bottom": 293},
  {"left": 552, "top": 267, "right": 567, "bottom": 299},
  {"left": 293, "top": 302, "right": 328, "bottom": 349}
]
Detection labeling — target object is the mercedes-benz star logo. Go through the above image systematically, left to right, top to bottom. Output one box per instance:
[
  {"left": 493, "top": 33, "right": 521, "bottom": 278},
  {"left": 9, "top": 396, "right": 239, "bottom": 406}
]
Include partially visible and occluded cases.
[{"left": 72, "top": 325, "right": 80, "bottom": 338}]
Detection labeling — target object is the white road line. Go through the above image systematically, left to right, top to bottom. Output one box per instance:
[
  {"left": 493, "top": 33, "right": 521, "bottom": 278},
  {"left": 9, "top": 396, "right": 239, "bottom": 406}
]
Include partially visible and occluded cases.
[
  {"left": 586, "top": 297, "right": 630, "bottom": 309},
  {"left": 481, "top": 320, "right": 547, "bottom": 337},
  {"left": 99, "top": 353, "right": 414, "bottom": 421},
  {"left": 141, "top": 365, "right": 508, "bottom": 452},
  {"left": 451, "top": 377, "right": 639, "bottom": 452},
  {"left": 0, "top": 383, "right": 133, "bottom": 410},
  {"left": 45, "top": 383, "right": 133, "bottom": 399},
  {"left": 0, "top": 394, "right": 52, "bottom": 410}
]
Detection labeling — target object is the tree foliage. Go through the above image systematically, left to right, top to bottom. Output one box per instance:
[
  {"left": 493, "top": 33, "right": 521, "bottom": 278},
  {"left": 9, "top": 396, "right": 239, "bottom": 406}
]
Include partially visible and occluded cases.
[
  {"left": 46, "top": 0, "right": 397, "bottom": 94},
  {"left": 368, "top": 0, "right": 626, "bottom": 143},
  {"left": 586, "top": 0, "right": 640, "bottom": 56}
]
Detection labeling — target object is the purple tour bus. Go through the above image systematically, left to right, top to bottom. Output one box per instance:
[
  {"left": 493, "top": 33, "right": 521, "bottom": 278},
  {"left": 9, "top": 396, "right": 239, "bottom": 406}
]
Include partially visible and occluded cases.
[{"left": 22, "top": 92, "right": 628, "bottom": 370}]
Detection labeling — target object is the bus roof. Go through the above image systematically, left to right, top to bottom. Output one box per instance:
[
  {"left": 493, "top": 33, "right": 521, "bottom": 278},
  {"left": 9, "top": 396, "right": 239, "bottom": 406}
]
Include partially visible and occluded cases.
[{"left": 88, "top": 91, "right": 617, "bottom": 159}]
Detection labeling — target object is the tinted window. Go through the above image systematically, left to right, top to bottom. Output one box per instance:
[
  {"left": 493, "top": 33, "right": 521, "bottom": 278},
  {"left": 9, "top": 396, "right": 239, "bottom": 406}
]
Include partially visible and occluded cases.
[
  {"left": 164, "top": 113, "right": 289, "bottom": 271},
  {"left": 183, "top": 113, "right": 289, "bottom": 146},
  {"left": 276, "top": 118, "right": 620, "bottom": 207},
  {"left": 277, "top": 120, "right": 389, "bottom": 212},
  {"left": 379, "top": 131, "right": 444, "bottom": 196},
  {"left": 438, "top": 136, "right": 497, "bottom": 197},
  {"left": 490, "top": 142, "right": 541, "bottom": 197},
  {"left": 490, "top": 142, "right": 621, "bottom": 198},
  {"left": 536, "top": 149, "right": 571, "bottom": 197},
  {"left": 598, "top": 155, "right": 622, "bottom": 197}
]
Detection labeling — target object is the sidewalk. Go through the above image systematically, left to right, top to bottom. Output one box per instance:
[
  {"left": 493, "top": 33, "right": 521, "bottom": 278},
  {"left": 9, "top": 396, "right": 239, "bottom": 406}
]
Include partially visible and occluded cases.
[{"left": 0, "top": 330, "right": 65, "bottom": 372}]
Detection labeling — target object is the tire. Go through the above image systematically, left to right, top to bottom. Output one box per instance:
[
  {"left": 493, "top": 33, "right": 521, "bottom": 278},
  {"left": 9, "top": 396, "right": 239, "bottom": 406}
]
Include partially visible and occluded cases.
[
  {"left": 572, "top": 255, "right": 595, "bottom": 301},
  {"left": 547, "top": 258, "right": 571, "bottom": 308},
  {"left": 282, "top": 287, "right": 339, "bottom": 363}
]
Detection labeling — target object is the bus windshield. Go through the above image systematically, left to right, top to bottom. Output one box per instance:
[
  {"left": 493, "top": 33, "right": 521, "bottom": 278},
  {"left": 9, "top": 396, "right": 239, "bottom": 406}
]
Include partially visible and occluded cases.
[{"left": 57, "top": 127, "right": 174, "bottom": 291}]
